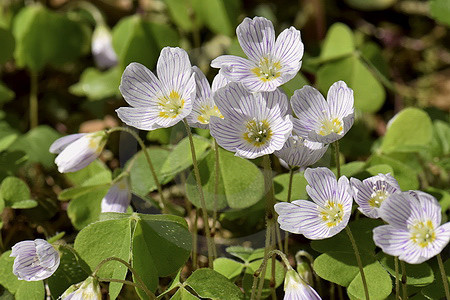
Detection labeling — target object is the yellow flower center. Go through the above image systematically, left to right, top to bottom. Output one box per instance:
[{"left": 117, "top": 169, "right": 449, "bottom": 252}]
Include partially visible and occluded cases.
[
  {"left": 251, "top": 57, "right": 281, "bottom": 82},
  {"left": 158, "top": 90, "right": 185, "bottom": 119},
  {"left": 197, "top": 105, "right": 223, "bottom": 124},
  {"left": 243, "top": 118, "right": 273, "bottom": 147},
  {"left": 318, "top": 118, "right": 343, "bottom": 136},
  {"left": 368, "top": 185, "right": 389, "bottom": 208},
  {"left": 319, "top": 201, "right": 344, "bottom": 228},
  {"left": 410, "top": 220, "right": 436, "bottom": 248}
]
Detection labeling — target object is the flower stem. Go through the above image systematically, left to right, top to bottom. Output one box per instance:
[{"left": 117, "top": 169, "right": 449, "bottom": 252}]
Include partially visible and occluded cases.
[
  {"left": 29, "top": 71, "right": 38, "bottom": 129},
  {"left": 183, "top": 119, "right": 214, "bottom": 267},
  {"left": 107, "top": 127, "right": 168, "bottom": 212},
  {"left": 211, "top": 139, "right": 220, "bottom": 258},
  {"left": 334, "top": 141, "right": 341, "bottom": 178},
  {"left": 255, "top": 155, "right": 277, "bottom": 299},
  {"left": 284, "top": 167, "right": 295, "bottom": 253},
  {"left": 192, "top": 209, "right": 199, "bottom": 270},
  {"left": 345, "top": 227, "right": 370, "bottom": 300},
  {"left": 437, "top": 254, "right": 450, "bottom": 300},
  {"left": 394, "top": 256, "right": 399, "bottom": 300},
  {"left": 93, "top": 257, "right": 154, "bottom": 299},
  {"left": 400, "top": 260, "right": 408, "bottom": 300},
  {"left": 97, "top": 278, "right": 155, "bottom": 299}
]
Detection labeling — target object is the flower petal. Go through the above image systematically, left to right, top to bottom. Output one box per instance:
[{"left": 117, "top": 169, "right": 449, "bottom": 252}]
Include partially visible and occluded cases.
[
  {"left": 236, "top": 17, "right": 275, "bottom": 62},
  {"left": 273, "top": 26, "right": 304, "bottom": 85},
  {"left": 156, "top": 47, "right": 193, "bottom": 93},
  {"left": 119, "top": 62, "right": 165, "bottom": 107},
  {"left": 211, "top": 70, "right": 229, "bottom": 93},
  {"left": 326, "top": 81, "right": 354, "bottom": 120},
  {"left": 291, "top": 86, "right": 326, "bottom": 139},
  {"left": 49, "top": 133, "right": 86, "bottom": 154},
  {"left": 304, "top": 167, "right": 338, "bottom": 207},
  {"left": 101, "top": 178, "right": 131, "bottom": 213},
  {"left": 275, "top": 200, "right": 305, "bottom": 234},
  {"left": 293, "top": 200, "right": 332, "bottom": 240},
  {"left": 373, "top": 225, "right": 417, "bottom": 261}
]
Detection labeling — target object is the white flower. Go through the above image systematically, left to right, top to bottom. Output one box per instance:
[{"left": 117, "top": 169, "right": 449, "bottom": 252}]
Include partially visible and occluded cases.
[
  {"left": 211, "top": 16, "right": 304, "bottom": 92},
  {"left": 91, "top": 25, "right": 118, "bottom": 69},
  {"left": 116, "top": 47, "right": 196, "bottom": 130},
  {"left": 186, "top": 67, "right": 228, "bottom": 129},
  {"left": 291, "top": 81, "right": 354, "bottom": 144},
  {"left": 209, "top": 82, "right": 292, "bottom": 159},
  {"left": 50, "top": 131, "right": 108, "bottom": 173},
  {"left": 274, "top": 135, "right": 328, "bottom": 168},
  {"left": 274, "top": 167, "right": 353, "bottom": 239},
  {"left": 350, "top": 173, "right": 401, "bottom": 218},
  {"left": 101, "top": 176, "right": 131, "bottom": 213},
  {"left": 373, "top": 190, "right": 450, "bottom": 264},
  {"left": 10, "top": 239, "right": 60, "bottom": 281},
  {"left": 284, "top": 269, "right": 322, "bottom": 300},
  {"left": 60, "top": 277, "right": 102, "bottom": 300}
]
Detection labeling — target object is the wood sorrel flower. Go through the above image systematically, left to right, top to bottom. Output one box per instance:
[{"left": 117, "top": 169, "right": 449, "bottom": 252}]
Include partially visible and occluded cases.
[
  {"left": 211, "top": 16, "right": 303, "bottom": 92},
  {"left": 91, "top": 24, "right": 118, "bottom": 69},
  {"left": 116, "top": 47, "right": 195, "bottom": 130},
  {"left": 186, "top": 67, "right": 228, "bottom": 129},
  {"left": 291, "top": 81, "right": 354, "bottom": 144},
  {"left": 209, "top": 82, "right": 292, "bottom": 159},
  {"left": 50, "top": 131, "right": 108, "bottom": 173},
  {"left": 274, "top": 134, "right": 328, "bottom": 168},
  {"left": 274, "top": 167, "right": 352, "bottom": 239},
  {"left": 350, "top": 173, "right": 401, "bottom": 219},
  {"left": 101, "top": 176, "right": 131, "bottom": 213},
  {"left": 373, "top": 190, "right": 450, "bottom": 264},
  {"left": 10, "top": 239, "right": 60, "bottom": 281},
  {"left": 283, "top": 269, "right": 322, "bottom": 300},
  {"left": 61, "top": 277, "right": 102, "bottom": 300}
]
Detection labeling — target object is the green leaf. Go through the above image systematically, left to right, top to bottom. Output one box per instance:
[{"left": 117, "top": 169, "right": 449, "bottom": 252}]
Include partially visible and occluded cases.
[
  {"left": 164, "top": 0, "right": 199, "bottom": 32},
  {"left": 191, "top": 0, "right": 240, "bottom": 36},
  {"left": 430, "top": 0, "right": 450, "bottom": 26},
  {"left": 12, "top": 4, "right": 85, "bottom": 71},
  {"left": 112, "top": 15, "right": 179, "bottom": 70},
  {"left": 319, "top": 23, "right": 355, "bottom": 62},
  {"left": 0, "top": 27, "right": 14, "bottom": 65},
  {"left": 360, "top": 41, "right": 389, "bottom": 78},
  {"left": 317, "top": 55, "right": 385, "bottom": 113},
  {"left": 69, "top": 67, "right": 121, "bottom": 101},
  {"left": 280, "top": 72, "right": 310, "bottom": 97},
  {"left": 0, "top": 82, "right": 15, "bottom": 105},
  {"left": 381, "top": 108, "right": 433, "bottom": 154},
  {"left": 0, "top": 122, "right": 18, "bottom": 151},
  {"left": 9, "top": 125, "right": 61, "bottom": 168},
  {"left": 161, "top": 135, "right": 211, "bottom": 176},
  {"left": 126, "top": 147, "right": 173, "bottom": 197},
  {"left": 185, "top": 147, "right": 264, "bottom": 210},
  {"left": 367, "top": 154, "right": 419, "bottom": 190},
  {"left": 64, "top": 160, "right": 111, "bottom": 186},
  {"left": 334, "top": 161, "right": 366, "bottom": 177},
  {"left": 366, "top": 164, "right": 394, "bottom": 176},
  {"left": 273, "top": 172, "right": 308, "bottom": 202},
  {"left": 0, "top": 176, "right": 36, "bottom": 208},
  {"left": 58, "top": 184, "right": 110, "bottom": 201},
  {"left": 67, "top": 186, "right": 110, "bottom": 230},
  {"left": 74, "top": 213, "right": 191, "bottom": 296},
  {"left": 74, "top": 217, "right": 132, "bottom": 300},
  {"left": 311, "top": 218, "right": 384, "bottom": 254},
  {"left": 47, "top": 246, "right": 90, "bottom": 298},
  {"left": 225, "top": 246, "right": 265, "bottom": 263},
  {"left": 0, "top": 251, "right": 45, "bottom": 300},
  {"left": 314, "top": 251, "right": 391, "bottom": 300},
  {"left": 378, "top": 254, "right": 434, "bottom": 287},
  {"left": 213, "top": 258, "right": 245, "bottom": 280},
  {"left": 242, "top": 258, "right": 284, "bottom": 298},
  {"left": 347, "top": 258, "right": 392, "bottom": 300},
  {"left": 421, "top": 258, "right": 450, "bottom": 299},
  {"left": 185, "top": 268, "right": 244, "bottom": 300},
  {"left": 14, "top": 281, "right": 45, "bottom": 300},
  {"left": 171, "top": 287, "right": 199, "bottom": 299}
]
